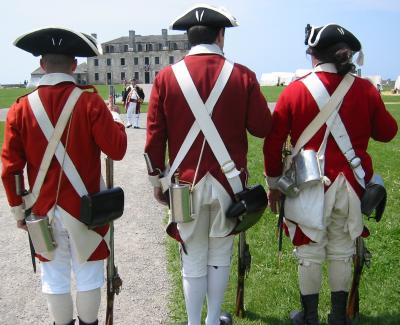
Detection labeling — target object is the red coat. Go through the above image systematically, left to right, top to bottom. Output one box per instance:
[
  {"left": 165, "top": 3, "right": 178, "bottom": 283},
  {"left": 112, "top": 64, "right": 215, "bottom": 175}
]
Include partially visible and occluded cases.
[
  {"left": 145, "top": 52, "right": 272, "bottom": 194},
  {"left": 264, "top": 69, "right": 398, "bottom": 198},
  {"left": 1, "top": 79, "right": 127, "bottom": 260}
]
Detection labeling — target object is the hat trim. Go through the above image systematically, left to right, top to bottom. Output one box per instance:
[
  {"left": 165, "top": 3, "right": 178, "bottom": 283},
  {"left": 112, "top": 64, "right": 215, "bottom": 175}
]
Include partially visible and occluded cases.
[
  {"left": 169, "top": 3, "right": 239, "bottom": 30},
  {"left": 307, "top": 23, "right": 336, "bottom": 48},
  {"left": 14, "top": 26, "right": 101, "bottom": 56}
]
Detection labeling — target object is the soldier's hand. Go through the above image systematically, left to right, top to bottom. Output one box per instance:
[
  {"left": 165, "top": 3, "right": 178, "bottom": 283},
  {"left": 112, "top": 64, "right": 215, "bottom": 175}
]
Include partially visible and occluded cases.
[
  {"left": 154, "top": 187, "right": 168, "bottom": 206},
  {"left": 268, "top": 189, "right": 282, "bottom": 214},
  {"left": 17, "top": 219, "right": 28, "bottom": 231}
]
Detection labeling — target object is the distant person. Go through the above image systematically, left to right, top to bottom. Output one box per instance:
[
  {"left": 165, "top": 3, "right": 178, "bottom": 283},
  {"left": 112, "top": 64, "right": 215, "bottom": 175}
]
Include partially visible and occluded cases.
[
  {"left": 145, "top": 4, "right": 271, "bottom": 325},
  {"left": 264, "top": 23, "right": 398, "bottom": 324},
  {"left": 1, "top": 27, "right": 127, "bottom": 325},
  {"left": 125, "top": 78, "right": 140, "bottom": 128}
]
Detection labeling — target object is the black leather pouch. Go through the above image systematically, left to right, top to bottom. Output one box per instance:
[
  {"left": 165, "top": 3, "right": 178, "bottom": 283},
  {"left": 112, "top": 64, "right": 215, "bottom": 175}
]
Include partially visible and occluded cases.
[
  {"left": 226, "top": 184, "right": 268, "bottom": 233},
  {"left": 80, "top": 187, "right": 124, "bottom": 229}
]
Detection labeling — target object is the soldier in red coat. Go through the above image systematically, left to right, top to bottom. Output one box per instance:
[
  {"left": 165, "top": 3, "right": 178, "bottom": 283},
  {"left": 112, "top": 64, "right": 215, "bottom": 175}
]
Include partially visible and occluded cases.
[
  {"left": 144, "top": 4, "right": 271, "bottom": 324},
  {"left": 264, "top": 24, "right": 397, "bottom": 324},
  {"left": 1, "top": 27, "right": 127, "bottom": 325}
]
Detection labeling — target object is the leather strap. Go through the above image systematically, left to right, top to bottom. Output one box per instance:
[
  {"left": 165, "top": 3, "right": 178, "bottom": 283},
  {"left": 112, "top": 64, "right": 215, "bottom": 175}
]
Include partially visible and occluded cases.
[
  {"left": 160, "top": 59, "right": 235, "bottom": 191},
  {"left": 169, "top": 59, "right": 243, "bottom": 194},
  {"left": 301, "top": 72, "right": 365, "bottom": 188},
  {"left": 25, "top": 87, "right": 86, "bottom": 209}
]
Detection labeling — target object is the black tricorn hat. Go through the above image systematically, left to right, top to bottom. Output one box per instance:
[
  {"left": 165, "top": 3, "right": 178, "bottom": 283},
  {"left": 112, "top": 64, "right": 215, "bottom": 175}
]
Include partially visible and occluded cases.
[
  {"left": 170, "top": 3, "right": 239, "bottom": 31},
  {"left": 305, "top": 23, "right": 361, "bottom": 52},
  {"left": 14, "top": 26, "right": 101, "bottom": 57}
]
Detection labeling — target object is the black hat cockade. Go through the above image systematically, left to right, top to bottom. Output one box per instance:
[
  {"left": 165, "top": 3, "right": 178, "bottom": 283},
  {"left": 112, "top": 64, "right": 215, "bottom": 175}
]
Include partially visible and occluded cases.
[
  {"left": 170, "top": 3, "right": 239, "bottom": 31},
  {"left": 304, "top": 23, "right": 361, "bottom": 52},
  {"left": 14, "top": 27, "right": 101, "bottom": 57}
]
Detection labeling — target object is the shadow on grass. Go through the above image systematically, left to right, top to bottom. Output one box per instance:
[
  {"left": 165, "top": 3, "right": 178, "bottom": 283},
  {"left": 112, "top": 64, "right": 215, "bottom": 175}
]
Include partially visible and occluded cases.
[
  {"left": 240, "top": 310, "right": 290, "bottom": 324},
  {"left": 352, "top": 313, "right": 400, "bottom": 325}
]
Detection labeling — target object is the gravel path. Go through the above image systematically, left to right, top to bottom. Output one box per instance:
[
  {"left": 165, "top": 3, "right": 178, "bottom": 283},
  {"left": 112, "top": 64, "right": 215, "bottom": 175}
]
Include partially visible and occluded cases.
[{"left": 0, "top": 113, "right": 171, "bottom": 324}]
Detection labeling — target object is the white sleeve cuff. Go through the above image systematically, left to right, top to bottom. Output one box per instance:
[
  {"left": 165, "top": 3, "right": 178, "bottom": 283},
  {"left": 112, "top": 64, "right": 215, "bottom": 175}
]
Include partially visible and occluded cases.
[
  {"left": 111, "top": 111, "right": 124, "bottom": 124},
  {"left": 148, "top": 174, "right": 162, "bottom": 188},
  {"left": 266, "top": 176, "right": 280, "bottom": 190},
  {"left": 11, "top": 204, "right": 25, "bottom": 221}
]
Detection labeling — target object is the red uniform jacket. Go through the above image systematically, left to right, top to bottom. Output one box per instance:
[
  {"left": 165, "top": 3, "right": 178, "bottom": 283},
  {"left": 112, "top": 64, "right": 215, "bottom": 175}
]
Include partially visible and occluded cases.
[
  {"left": 145, "top": 50, "right": 272, "bottom": 195},
  {"left": 264, "top": 68, "right": 398, "bottom": 197},
  {"left": 1, "top": 77, "right": 127, "bottom": 260}
]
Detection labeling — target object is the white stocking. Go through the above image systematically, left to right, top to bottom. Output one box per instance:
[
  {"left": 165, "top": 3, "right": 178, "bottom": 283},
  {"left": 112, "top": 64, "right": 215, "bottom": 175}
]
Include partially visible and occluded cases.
[
  {"left": 328, "top": 259, "right": 352, "bottom": 292},
  {"left": 298, "top": 261, "right": 322, "bottom": 295},
  {"left": 206, "top": 265, "right": 230, "bottom": 325},
  {"left": 182, "top": 275, "right": 207, "bottom": 325},
  {"left": 76, "top": 288, "right": 101, "bottom": 323},
  {"left": 46, "top": 293, "right": 73, "bottom": 325}
]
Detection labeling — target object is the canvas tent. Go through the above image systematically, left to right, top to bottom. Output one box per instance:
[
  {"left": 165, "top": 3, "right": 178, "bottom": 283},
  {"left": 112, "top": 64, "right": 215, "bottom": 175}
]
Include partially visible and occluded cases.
[
  {"left": 294, "top": 69, "right": 313, "bottom": 79},
  {"left": 260, "top": 72, "right": 295, "bottom": 86},
  {"left": 364, "top": 75, "right": 382, "bottom": 91},
  {"left": 394, "top": 76, "right": 400, "bottom": 93}
]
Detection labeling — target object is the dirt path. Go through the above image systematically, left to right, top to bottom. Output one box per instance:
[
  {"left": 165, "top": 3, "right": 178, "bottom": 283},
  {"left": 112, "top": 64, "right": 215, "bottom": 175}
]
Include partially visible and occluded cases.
[{"left": 0, "top": 113, "right": 171, "bottom": 324}]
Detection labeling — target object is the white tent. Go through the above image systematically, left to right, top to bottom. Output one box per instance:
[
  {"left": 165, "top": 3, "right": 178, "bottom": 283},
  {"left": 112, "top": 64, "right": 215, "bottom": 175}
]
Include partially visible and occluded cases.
[
  {"left": 294, "top": 69, "right": 313, "bottom": 79},
  {"left": 260, "top": 72, "right": 295, "bottom": 86},
  {"left": 260, "top": 73, "right": 279, "bottom": 86},
  {"left": 364, "top": 75, "right": 382, "bottom": 89},
  {"left": 394, "top": 76, "right": 400, "bottom": 92}
]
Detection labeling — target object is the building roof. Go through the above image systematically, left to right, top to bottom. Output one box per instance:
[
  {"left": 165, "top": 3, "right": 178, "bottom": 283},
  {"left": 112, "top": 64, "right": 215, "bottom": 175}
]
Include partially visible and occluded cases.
[
  {"left": 104, "top": 33, "right": 187, "bottom": 45},
  {"left": 31, "top": 62, "right": 88, "bottom": 76}
]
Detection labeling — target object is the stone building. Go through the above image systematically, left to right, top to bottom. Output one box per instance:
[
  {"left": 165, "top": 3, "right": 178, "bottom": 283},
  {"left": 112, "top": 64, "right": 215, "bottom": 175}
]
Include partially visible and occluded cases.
[{"left": 87, "top": 29, "right": 189, "bottom": 85}]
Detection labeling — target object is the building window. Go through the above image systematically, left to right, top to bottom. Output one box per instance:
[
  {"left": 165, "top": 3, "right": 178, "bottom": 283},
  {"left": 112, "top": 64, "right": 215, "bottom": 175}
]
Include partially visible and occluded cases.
[
  {"left": 170, "top": 42, "right": 178, "bottom": 50},
  {"left": 158, "top": 43, "right": 163, "bottom": 51},
  {"left": 124, "top": 44, "right": 128, "bottom": 52},
  {"left": 137, "top": 44, "right": 143, "bottom": 52},
  {"left": 146, "top": 44, "right": 153, "bottom": 52},
  {"left": 109, "top": 45, "right": 114, "bottom": 53},
  {"left": 169, "top": 56, "right": 174, "bottom": 64},
  {"left": 134, "top": 57, "right": 138, "bottom": 65},
  {"left": 144, "top": 57, "right": 150, "bottom": 65},
  {"left": 155, "top": 57, "right": 160, "bottom": 65},
  {"left": 107, "top": 58, "right": 111, "bottom": 66},
  {"left": 120, "top": 58, "right": 125, "bottom": 65},
  {"left": 94, "top": 59, "right": 98, "bottom": 66},
  {"left": 121, "top": 72, "right": 125, "bottom": 80},
  {"left": 134, "top": 72, "right": 139, "bottom": 80},
  {"left": 94, "top": 73, "right": 99, "bottom": 81},
  {"left": 107, "top": 73, "right": 112, "bottom": 84}
]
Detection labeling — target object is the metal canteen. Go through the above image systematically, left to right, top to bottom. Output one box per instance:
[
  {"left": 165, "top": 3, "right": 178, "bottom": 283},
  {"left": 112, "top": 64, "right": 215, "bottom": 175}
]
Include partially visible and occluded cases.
[
  {"left": 293, "top": 149, "right": 322, "bottom": 189},
  {"left": 277, "top": 175, "right": 300, "bottom": 197},
  {"left": 169, "top": 176, "right": 194, "bottom": 223},
  {"left": 25, "top": 214, "right": 56, "bottom": 254}
]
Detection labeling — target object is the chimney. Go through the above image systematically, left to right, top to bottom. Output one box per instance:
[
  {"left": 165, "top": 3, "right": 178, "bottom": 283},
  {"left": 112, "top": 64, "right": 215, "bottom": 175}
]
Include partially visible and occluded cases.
[
  {"left": 162, "top": 29, "right": 168, "bottom": 39},
  {"left": 129, "top": 30, "right": 136, "bottom": 51}
]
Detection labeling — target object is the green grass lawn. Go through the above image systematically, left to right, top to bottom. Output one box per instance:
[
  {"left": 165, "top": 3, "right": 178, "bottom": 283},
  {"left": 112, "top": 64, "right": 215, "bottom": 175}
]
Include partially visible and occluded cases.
[{"left": 167, "top": 103, "right": 400, "bottom": 325}]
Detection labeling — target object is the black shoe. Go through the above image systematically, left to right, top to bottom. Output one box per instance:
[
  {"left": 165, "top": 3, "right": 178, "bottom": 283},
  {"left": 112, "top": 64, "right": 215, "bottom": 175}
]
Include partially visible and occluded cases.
[
  {"left": 126, "top": 124, "right": 132, "bottom": 128},
  {"left": 290, "top": 294, "right": 319, "bottom": 325},
  {"left": 220, "top": 312, "right": 233, "bottom": 325},
  {"left": 78, "top": 318, "right": 98, "bottom": 325},
  {"left": 54, "top": 320, "right": 75, "bottom": 325}
]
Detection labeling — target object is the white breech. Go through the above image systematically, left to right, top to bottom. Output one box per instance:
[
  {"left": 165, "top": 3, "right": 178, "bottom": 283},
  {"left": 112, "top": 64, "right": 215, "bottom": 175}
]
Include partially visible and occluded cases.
[
  {"left": 126, "top": 102, "right": 136, "bottom": 126},
  {"left": 294, "top": 175, "right": 356, "bottom": 294}
]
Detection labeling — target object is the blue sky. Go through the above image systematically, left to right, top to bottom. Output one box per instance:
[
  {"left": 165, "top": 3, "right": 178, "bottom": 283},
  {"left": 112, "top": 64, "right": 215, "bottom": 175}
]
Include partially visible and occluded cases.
[{"left": 0, "top": 0, "right": 399, "bottom": 84}]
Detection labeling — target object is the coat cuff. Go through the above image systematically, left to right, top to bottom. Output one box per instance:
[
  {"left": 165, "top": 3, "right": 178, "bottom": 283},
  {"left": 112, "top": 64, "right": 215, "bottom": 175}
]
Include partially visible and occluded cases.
[
  {"left": 111, "top": 111, "right": 124, "bottom": 125},
  {"left": 148, "top": 174, "right": 162, "bottom": 188},
  {"left": 266, "top": 176, "right": 280, "bottom": 190},
  {"left": 11, "top": 204, "right": 25, "bottom": 221}
]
